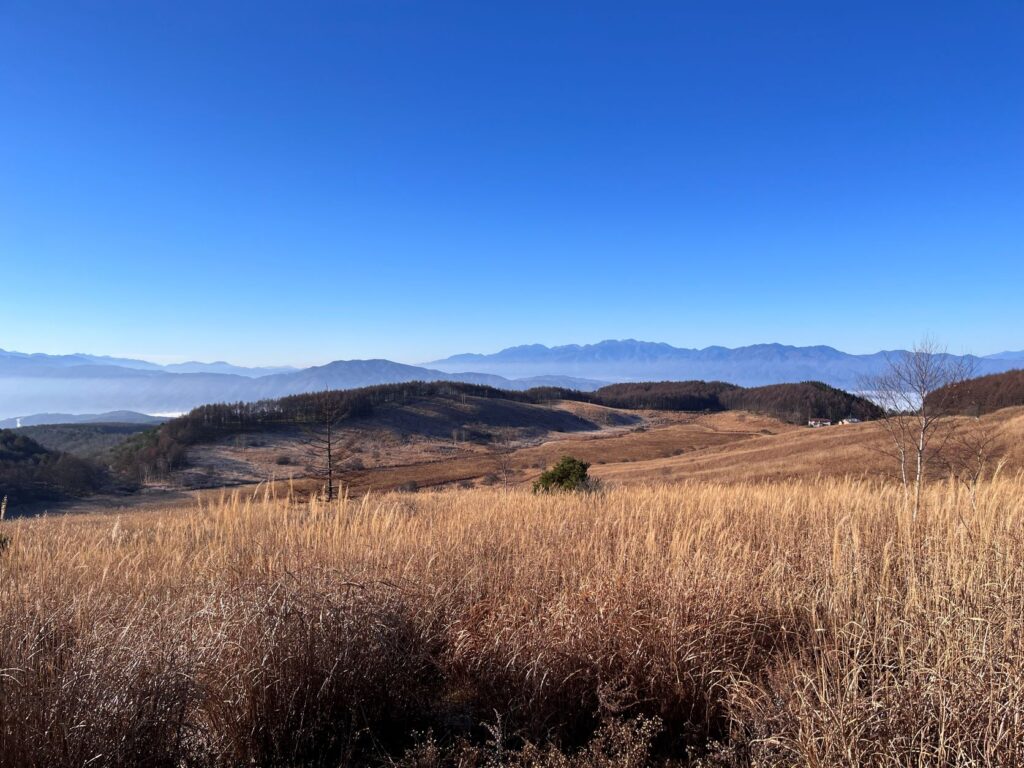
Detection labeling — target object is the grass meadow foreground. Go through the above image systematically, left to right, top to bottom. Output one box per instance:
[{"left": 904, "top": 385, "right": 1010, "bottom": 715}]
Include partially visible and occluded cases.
[{"left": 1, "top": 479, "right": 1023, "bottom": 767}]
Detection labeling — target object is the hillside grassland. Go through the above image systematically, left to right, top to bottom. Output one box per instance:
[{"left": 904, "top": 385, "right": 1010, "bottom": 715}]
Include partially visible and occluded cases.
[
  {"left": 108, "top": 379, "right": 879, "bottom": 487},
  {"left": 165, "top": 406, "right": 1024, "bottom": 500},
  {"left": 596, "top": 406, "right": 1024, "bottom": 485},
  {"left": 174, "top": 408, "right": 793, "bottom": 496},
  {"left": 2, "top": 479, "right": 1023, "bottom": 766}
]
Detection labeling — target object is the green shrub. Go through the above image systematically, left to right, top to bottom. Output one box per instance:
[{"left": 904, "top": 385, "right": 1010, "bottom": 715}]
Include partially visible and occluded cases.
[{"left": 533, "top": 456, "right": 593, "bottom": 493}]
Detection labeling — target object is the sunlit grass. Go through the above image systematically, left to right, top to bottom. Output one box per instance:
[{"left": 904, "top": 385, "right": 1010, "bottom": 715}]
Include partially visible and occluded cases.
[{"left": 1, "top": 478, "right": 1022, "bottom": 765}]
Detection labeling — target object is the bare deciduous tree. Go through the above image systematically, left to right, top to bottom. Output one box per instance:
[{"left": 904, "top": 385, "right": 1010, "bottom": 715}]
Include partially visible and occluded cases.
[
  {"left": 863, "top": 338, "right": 975, "bottom": 518},
  {"left": 302, "top": 392, "right": 346, "bottom": 502},
  {"left": 944, "top": 418, "right": 1005, "bottom": 512},
  {"left": 493, "top": 432, "right": 516, "bottom": 491}
]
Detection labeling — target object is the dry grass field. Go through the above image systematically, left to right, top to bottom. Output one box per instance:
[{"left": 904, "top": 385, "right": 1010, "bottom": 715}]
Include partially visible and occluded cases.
[
  {"left": 164, "top": 404, "right": 1024, "bottom": 500},
  {"left": 171, "top": 406, "right": 799, "bottom": 497},
  {"left": 597, "top": 407, "right": 1024, "bottom": 486},
  {"left": 2, "top": 477, "right": 1023, "bottom": 766}
]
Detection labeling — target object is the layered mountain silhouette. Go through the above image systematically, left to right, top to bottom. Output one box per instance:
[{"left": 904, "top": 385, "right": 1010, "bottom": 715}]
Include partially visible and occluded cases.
[
  {"left": 428, "top": 340, "right": 1022, "bottom": 389},
  {"left": 2, "top": 341, "right": 1020, "bottom": 421},
  {"left": 0, "top": 349, "right": 604, "bottom": 420},
  {"left": 0, "top": 349, "right": 294, "bottom": 377}
]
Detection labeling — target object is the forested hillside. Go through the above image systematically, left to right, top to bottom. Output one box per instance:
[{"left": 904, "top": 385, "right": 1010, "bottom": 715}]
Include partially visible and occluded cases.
[
  {"left": 929, "top": 369, "right": 1024, "bottom": 415},
  {"left": 592, "top": 380, "right": 881, "bottom": 423},
  {"left": 594, "top": 380, "right": 735, "bottom": 410},
  {"left": 113, "top": 381, "right": 559, "bottom": 480},
  {"left": 19, "top": 422, "right": 155, "bottom": 459},
  {"left": 0, "top": 430, "right": 108, "bottom": 507}
]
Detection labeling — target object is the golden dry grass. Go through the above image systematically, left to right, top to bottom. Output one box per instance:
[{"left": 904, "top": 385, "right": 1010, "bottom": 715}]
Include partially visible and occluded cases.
[
  {"left": 596, "top": 407, "right": 1024, "bottom": 486},
  {"left": 2, "top": 477, "right": 1024, "bottom": 766}
]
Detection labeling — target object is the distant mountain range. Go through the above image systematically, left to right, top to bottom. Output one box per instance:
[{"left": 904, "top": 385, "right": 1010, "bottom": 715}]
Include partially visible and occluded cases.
[
  {"left": 427, "top": 340, "right": 1024, "bottom": 389},
  {"left": 1, "top": 341, "right": 1020, "bottom": 422},
  {"left": 0, "top": 348, "right": 605, "bottom": 421},
  {"left": 0, "top": 349, "right": 296, "bottom": 377},
  {"left": 987, "top": 351, "right": 1024, "bottom": 361}
]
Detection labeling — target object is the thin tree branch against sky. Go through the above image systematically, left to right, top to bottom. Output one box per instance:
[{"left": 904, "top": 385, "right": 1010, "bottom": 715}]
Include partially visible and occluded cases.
[{"left": 1, "top": 1, "right": 1021, "bottom": 365}]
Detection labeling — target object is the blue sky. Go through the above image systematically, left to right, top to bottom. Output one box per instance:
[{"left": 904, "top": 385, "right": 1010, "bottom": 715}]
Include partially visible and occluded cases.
[{"left": 1, "top": 1, "right": 1021, "bottom": 366}]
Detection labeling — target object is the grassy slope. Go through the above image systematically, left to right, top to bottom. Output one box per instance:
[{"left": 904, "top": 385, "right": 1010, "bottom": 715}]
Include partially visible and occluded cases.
[
  {"left": 112, "top": 379, "right": 880, "bottom": 486},
  {"left": 170, "top": 404, "right": 1024, "bottom": 496},
  {"left": 594, "top": 405, "right": 1024, "bottom": 485},
  {"left": 175, "top": 406, "right": 794, "bottom": 494},
  {"left": 1, "top": 479, "right": 1022, "bottom": 765}
]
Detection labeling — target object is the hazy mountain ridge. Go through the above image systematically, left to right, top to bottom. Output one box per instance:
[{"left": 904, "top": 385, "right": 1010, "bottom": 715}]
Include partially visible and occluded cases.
[
  {"left": 430, "top": 340, "right": 1024, "bottom": 388},
  {"left": 2, "top": 342, "right": 1020, "bottom": 421},
  {"left": 0, "top": 348, "right": 163, "bottom": 371},
  {"left": 0, "top": 349, "right": 292, "bottom": 378},
  {"left": 0, "top": 351, "right": 606, "bottom": 420},
  {"left": 163, "top": 361, "right": 297, "bottom": 376}
]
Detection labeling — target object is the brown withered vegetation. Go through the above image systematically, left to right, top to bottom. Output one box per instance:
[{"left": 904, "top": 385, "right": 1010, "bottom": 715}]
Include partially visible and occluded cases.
[
  {"left": 933, "top": 368, "right": 1024, "bottom": 416},
  {"left": 110, "top": 380, "right": 880, "bottom": 484},
  {"left": 2, "top": 478, "right": 1023, "bottom": 766}
]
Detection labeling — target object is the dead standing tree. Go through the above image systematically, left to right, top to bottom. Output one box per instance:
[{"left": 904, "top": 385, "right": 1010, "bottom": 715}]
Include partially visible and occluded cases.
[
  {"left": 864, "top": 338, "right": 975, "bottom": 519},
  {"left": 302, "top": 392, "right": 347, "bottom": 502},
  {"left": 493, "top": 432, "right": 516, "bottom": 491}
]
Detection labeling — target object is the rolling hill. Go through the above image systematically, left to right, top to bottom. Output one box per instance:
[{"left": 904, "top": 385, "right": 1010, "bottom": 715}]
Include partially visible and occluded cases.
[
  {"left": 929, "top": 368, "right": 1024, "bottom": 415},
  {"left": 13, "top": 370, "right": 1024, "bottom": 513},
  {"left": 106, "top": 379, "right": 877, "bottom": 490},
  {"left": 592, "top": 380, "right": 882, "bottom": 423}
]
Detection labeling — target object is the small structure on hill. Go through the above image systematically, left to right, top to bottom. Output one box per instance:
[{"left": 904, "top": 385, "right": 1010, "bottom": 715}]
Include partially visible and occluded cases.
[
  {"left": 839, "top": 417, "right": 861, "bottom": 425},
  {"left": 808, "top": 418, "right": 833, "bottom": 428}
]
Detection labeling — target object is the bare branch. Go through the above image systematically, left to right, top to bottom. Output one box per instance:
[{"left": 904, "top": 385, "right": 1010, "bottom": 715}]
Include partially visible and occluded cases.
[
  {"left": 860, "top": 338, "right": 978, "bottom": 519},
  {"left": 301, "top": 390, "right": 348, "bottom": 502}
]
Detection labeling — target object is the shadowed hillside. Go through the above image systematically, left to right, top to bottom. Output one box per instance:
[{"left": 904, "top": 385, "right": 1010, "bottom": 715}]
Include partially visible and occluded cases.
[
  {"left": 931, "top": 368, "right": 1024, "bottom": 415},
  {"left": 593, "top": 380, "right": 881, "bottom": 423},
  {"left": 112, "top": 382, "right": 620, "bottom": 482},
  {"left": 19, "top": 422, "right": 157, "bottom": 460},
  {"left": 0, "top": 430, "right": 108, "bottom": 507}
]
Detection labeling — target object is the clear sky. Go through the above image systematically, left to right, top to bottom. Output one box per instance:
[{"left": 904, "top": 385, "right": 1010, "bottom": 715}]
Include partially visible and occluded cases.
[{"left": 1, "top": 1, "right": 1021, "bottom": 366}]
